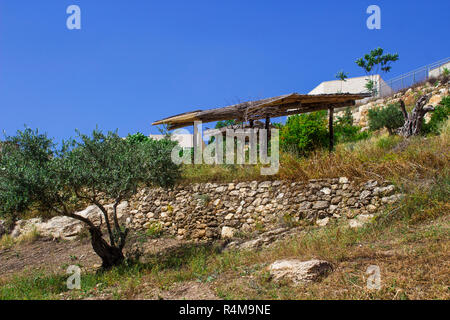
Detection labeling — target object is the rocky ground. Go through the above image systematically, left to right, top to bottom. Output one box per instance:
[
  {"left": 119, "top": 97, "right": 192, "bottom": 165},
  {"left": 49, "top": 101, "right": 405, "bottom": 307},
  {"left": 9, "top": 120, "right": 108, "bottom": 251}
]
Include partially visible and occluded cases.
[{"left": 337, "top": 79, "right": 449, "bottom": 128}]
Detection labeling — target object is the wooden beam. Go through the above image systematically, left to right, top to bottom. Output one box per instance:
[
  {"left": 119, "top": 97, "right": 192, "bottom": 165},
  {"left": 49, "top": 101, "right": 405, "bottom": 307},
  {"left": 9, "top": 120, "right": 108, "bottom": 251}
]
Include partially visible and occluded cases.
[
  {"left": 156, "top": 94, "right": 369, "bottom": 130},
  {"left": 245, "top": 101, "right": 355, "bottom": 120},
  {"left": 329, "top": 107, "right": 334, "bottom": 152},
  {"left": 265, "top": 116, "right": 270, "bottom": 130}
]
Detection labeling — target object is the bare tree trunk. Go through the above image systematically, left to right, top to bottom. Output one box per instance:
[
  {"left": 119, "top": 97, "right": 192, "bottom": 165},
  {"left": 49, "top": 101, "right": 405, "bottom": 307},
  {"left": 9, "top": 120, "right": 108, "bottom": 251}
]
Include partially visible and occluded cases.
[
  {"left": 398, "top": 94, "right": 435, "bottom": 138},
  {"left": 61, "top": 198, "right": 126, "bottom": 270},
  {"left": 112, "top": 200, "right": 128, "bottom": 251},
  {"left": 89, "top": 227, "right": 124, "bottom": 269}
]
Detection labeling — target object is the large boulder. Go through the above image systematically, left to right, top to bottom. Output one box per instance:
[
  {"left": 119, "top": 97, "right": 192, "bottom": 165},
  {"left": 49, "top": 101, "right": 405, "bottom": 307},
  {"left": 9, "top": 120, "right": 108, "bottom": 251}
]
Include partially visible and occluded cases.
[
  {"left": 10, "top": 201, "right": 129, "bottom": 241},
  {"left": 37, "top": 216, "right": 84, "bottom": 240},
  {"left": 11, "top": 217, "right": 81, "bottom": 240},
  {"left": 269, "top": 259, "right": 333, "bottom": 285}
]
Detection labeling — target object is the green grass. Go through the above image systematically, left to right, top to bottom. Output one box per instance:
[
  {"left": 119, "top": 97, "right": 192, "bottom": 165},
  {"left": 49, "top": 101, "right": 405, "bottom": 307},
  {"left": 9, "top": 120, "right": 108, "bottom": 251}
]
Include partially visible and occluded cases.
[{"left": 0, "top": 272, "right": 68, "bottom": 300}]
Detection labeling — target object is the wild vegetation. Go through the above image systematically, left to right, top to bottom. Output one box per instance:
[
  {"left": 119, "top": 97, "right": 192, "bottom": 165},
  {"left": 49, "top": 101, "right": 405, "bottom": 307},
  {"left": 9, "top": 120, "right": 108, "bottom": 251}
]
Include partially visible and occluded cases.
[
  {"left": 0, "top": 89, "right": 448, "bottom": 299},
  {"left": 183, "top": 96, "right": 449, "bottom": 184},
  {"left": 368, "top": 103, "right": 405, "bottom": 135},
  {"left": 0, "top": 129, "right": 180, "bottom": 269},
  {"left": 1, "top": 132, "right": 448, "bottom": 298}
]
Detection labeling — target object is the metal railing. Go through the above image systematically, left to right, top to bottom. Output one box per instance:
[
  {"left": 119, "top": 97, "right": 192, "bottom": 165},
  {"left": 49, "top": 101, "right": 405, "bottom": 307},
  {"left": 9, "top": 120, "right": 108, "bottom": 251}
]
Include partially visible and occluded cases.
[{"left": 378, "top": 57, "right": 450, "bottom": 97}]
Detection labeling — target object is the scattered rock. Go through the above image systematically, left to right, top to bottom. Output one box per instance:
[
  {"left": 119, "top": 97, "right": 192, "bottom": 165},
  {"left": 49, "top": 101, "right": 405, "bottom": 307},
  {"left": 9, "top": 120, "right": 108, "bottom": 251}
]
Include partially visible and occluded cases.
[
  {"left": 339, "top": 177, "right": 349, "bottom": 184},
  {"left": 382, "top": 194, "right": 404, "bottom": 204},
  {"left": 224, "top": 213, "right": 234, "bottom": 220},
  {"left": 349, "top": 214, "right": 374, "bottom": 228},
  {"left": 316, "top": 217, "right": 329, "bottom": 227},
  {"left": 221, "top": 226, "right": 236, "bottom": 239},
  {"left": 269, "top": 259, "right": 333, "bottom": 285}
]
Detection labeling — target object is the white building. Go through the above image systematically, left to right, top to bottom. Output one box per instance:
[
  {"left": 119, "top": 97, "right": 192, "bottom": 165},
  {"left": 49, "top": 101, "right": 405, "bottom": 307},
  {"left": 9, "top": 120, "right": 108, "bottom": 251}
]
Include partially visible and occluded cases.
[
  {"left": 428, "top": 61, "right": 450, "bottom": 78},
  {"left": 309, "top": 74, "right": 393, "bottom": 98},
  {"left": 150, "top": 133, "right": 193, "bottom": 148},
  {"left": 150, "top": 133, "right": 205, "bottom": 149}
]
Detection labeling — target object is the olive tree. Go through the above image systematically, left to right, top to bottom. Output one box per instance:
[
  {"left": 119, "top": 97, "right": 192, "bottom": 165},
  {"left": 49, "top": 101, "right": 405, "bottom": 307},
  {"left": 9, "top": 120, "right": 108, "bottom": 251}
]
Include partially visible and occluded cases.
[
  {"left": 367, "top": 103, "right": 405, "bottom": 135},
  {"left": 0, "top": 128, "right": 180, "bottom": 269}
]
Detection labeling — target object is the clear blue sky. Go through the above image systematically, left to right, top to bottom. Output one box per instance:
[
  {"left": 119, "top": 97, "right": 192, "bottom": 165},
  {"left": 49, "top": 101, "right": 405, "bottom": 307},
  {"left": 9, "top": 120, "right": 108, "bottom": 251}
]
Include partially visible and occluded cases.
[{"left": 1, "top": 0, "right": 449, "bottom": 140}]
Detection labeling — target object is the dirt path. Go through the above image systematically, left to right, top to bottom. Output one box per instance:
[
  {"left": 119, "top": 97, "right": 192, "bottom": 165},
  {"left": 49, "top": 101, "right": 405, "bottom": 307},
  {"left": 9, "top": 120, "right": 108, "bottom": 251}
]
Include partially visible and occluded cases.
[
  {"left": 0, "top": 236, "right": 188, "bottom": 280},
  {"left": 0, "top": 238, "right": 100, "bottom": 279}
]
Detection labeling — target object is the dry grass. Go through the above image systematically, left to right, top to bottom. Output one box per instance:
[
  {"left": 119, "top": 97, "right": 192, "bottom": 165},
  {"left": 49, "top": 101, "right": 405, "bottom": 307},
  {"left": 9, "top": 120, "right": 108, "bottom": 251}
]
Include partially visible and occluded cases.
[
  {"left": 181, "top": 119, "right": 450, "bottom": 185},
  {"left": 209, "top": 171, "right": 450, "bottom": 300},
  {"left": 214, "top": 217, "right": 449, "bottom": 300},
  {"left": 0, "top": 227, "right": 40, "bottom": 250},
  {"left": 0, "top": 234, "right": 15, "bottom": 250}
]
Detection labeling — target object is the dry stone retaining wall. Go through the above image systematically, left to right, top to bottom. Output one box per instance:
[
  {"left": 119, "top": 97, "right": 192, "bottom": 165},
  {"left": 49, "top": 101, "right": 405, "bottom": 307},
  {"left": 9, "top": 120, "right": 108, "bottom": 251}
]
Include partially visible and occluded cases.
[{"left": 126, "top": 178, "right": 402, "bottom": 241}]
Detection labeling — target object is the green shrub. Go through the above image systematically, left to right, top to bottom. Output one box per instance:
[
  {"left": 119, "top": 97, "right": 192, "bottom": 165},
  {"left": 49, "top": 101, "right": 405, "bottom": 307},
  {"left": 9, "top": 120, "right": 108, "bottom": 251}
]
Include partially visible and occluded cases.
[
  {"left": 442, "top": 67, "right": 450, "bottom": 77},
  {"left": 423, "top": 96, "right": 450, "bottom": 135},
  {"left": 368, "top": 103, "right": 405, "bottom": 134},
  {"left": 334, "top": 107, "right": 370, "bottom": 143},
  {"left": 280, "top": 111, "right": 328, "bottom": 155},
  {"left": 215, "top": 120, "right": 238, "bottom": 129},
  {"left": 271, "top": 122, "right": 284, "bottom": 130},
  {"left": 335, "top": 125, "right": 370, "bottom": 143},
  {"left": 126, "top": 132, "right": 149, "bottom": 144},
  {"left": 376, "top": 135, "right": 401, "bottom": 150},
  {"left": 145, "top": 222, "right": 163, "bottom": 238}
]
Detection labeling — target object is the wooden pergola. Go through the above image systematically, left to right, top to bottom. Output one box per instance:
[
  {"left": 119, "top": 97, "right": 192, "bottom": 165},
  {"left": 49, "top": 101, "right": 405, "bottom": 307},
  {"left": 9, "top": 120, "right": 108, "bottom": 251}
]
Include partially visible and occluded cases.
[{"left": 152, "top": 92, "right": 370, "bottom": 151}]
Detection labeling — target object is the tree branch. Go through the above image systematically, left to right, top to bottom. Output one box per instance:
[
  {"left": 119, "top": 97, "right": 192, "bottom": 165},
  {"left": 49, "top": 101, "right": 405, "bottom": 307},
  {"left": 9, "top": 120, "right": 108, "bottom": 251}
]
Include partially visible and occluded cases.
[
  {"left": 399, "top": 100, "right": 408, "bottom": 121},
  {"left": 74, "top": 188, "right": 115, "bottom": 247}
]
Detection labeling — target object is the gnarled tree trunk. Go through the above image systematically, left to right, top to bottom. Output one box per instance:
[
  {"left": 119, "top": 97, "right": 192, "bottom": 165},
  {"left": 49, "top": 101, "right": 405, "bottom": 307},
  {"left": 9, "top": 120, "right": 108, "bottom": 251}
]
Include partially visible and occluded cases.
[
  {"left": 398, "top": 94, "right": 434, "bottom": 138},
  {"left": 89, "top": 227, "right": 124, "bottom": 269}
]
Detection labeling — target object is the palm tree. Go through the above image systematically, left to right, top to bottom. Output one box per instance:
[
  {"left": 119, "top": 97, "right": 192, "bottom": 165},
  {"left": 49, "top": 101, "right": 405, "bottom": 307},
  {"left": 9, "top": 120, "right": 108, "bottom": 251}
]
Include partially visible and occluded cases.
[{"left": 335, "top": 70, "right": 349, "bottom": 93}]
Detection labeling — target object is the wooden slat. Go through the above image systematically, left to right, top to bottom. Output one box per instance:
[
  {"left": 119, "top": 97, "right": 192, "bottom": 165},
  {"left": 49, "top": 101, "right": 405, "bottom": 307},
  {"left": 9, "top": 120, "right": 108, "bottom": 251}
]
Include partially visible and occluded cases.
[{"left": 153, "top": 93, "right": 370, "bottom": 129}]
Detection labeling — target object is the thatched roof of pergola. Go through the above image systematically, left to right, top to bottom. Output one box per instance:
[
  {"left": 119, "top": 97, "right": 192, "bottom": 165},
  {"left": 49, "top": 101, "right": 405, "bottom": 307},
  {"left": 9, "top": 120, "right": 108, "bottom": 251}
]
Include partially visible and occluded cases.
[{"left": 152, "top": 92, "right": 371, "bottom": 130}]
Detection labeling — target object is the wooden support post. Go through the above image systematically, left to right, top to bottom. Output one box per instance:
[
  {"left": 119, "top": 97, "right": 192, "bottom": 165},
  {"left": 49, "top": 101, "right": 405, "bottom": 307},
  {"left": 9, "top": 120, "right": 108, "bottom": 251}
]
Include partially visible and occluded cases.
[
  {"left": 329, "top": 107, "right": 334, "bottom": 152},
  {"left": 265, "top": 116, "right": 271, "bottom": 140},
  {"left": 249, "top": 120, "right": 254, "bottom": 128},
  {"left": 193, "top": 122, "right": 202, "bottom": 164}
]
